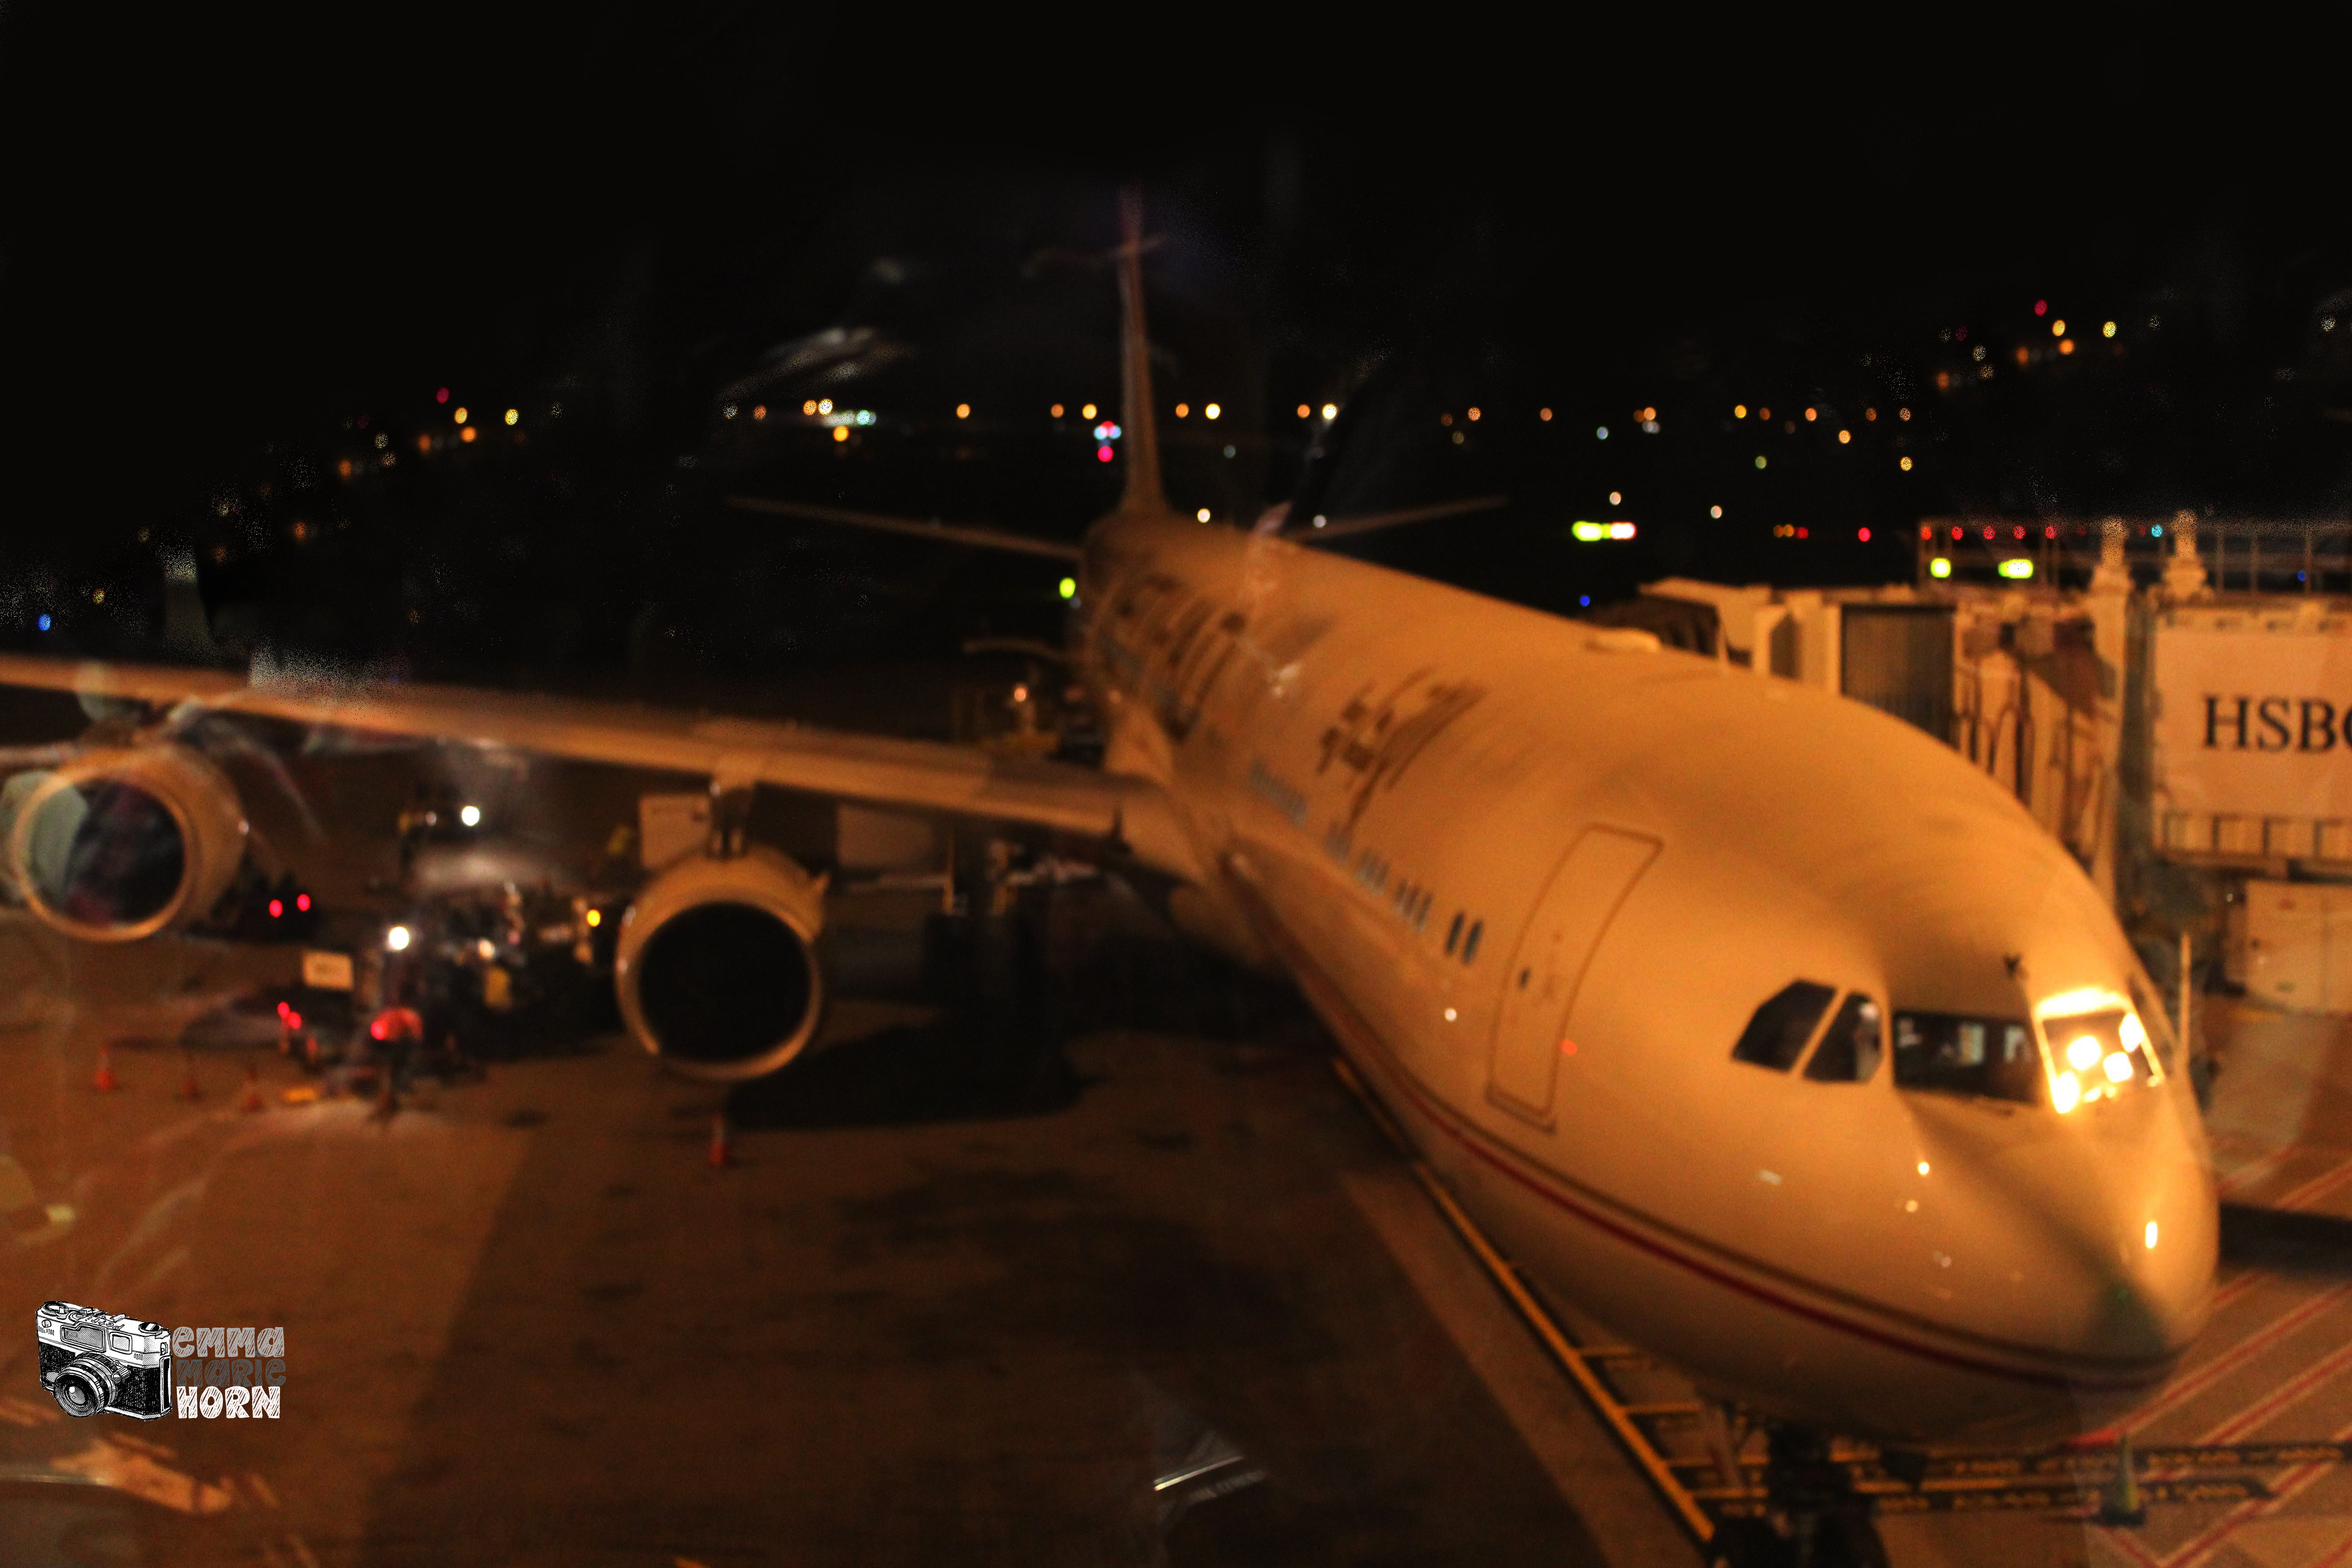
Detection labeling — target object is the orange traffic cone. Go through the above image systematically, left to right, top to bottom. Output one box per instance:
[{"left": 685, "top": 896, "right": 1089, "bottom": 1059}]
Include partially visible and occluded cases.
[
  {"left": 93, "top": 1044, "right": 120, "bottom": 1093},
  {"left": 176, "top": 1052, "right": 201, "bottom": 1102},
  {"left": 237, "top": 1066, "right": 265, "bottom": 1113},
  {"left": 708, "top": 1113, "right": 732, "bottom": 1170}
]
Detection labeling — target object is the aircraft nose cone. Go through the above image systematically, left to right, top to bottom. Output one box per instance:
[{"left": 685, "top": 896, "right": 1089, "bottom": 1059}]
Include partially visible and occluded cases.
[{"left": 2036, "top": 1126, "right": 2216, "bottom": 1373}]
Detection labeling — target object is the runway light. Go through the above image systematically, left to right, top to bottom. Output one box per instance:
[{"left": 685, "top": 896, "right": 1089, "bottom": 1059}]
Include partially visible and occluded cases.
[
  {"left": 2034, "top": 299, "right": 2048, "bottom": 317},
  {"left": 2052, "top": 320, "right": 2066, "bottom": 337},
  {"left": 2103, "top": 321, "right": 2117, "bottom": 338},
  {"left": 2058, "top": 339, "right": 2075, "bottom": 356},
  {"left": 803, "top": 400, "right": 818, "bottom": 415},
  {"left": 818, "top": 400, "right": 832, "bottom": 414},
  {"left": 956, "top": 403, "right": 970, "bottom": 419},
  {"left": 1051, "top": 403, "right": 1065, "bottom": 417},
  {"left": 1081, "top": 403, "right": 1097, "bottom": 419},
  {"left": 1174, "top": 403, "right": 1189, "bottom": 418},
  {"left": 1204, "top": 403, "right": 1221, "bottom": 420},
  {"left": 1325, "top": 403, "right": 1340, "bottom": 420},
  {"left": 1297, "top": 404, "right": 1311, "bottom": 418},
  {"left": 1734, "top": 404, "right": 1747, "bottom": 418},
  {"left": 753, "top": 405, "right": 766, "bottom": 420},
  {"left": 454, "top": 407, "right": 469, "bottom": 425},
  {"left": 1467, "top": 407, "right": 1481, "bottom": 422},
  {"left": 1536, "top": 407, "right": 1550, "bottom": 421},
  {"left": 505, "top": 408, "right": 518, "bottom": 425},
  {"left": 1804, "top": 408, "right": 1817, "bottom": 421},
  {"left": 1866, "top": 408, "right": 1877, "bottom": 421},
  {"left": 461, "top": 426, "right": 476, "bottom": 443},
  {"left": 1597, "top": 426, "right": 1609, "bottom": 439},
  {"left": 833, "top": 427, "right": 849, "bottom": 443},
  {"left": 1838, "top": 430, "right": 1851, "bottom": 444},
  {"left": 1097, "top": 445, "right": 1114, "bottom": 463},
  {"left": 1754, "top": 456, "right": 1767, "bottom": 469},
  {"left": 1899, "top": 456, "right": 1914, "bottom": 471},
  {"left": 1609, "top": 490, "right": 1622, "bottom": 505},
  {"left": 1710, "top": 505, "right": 1723, "bottom": 518},
  {"left": 1196, "top": 508, "right": 1212, "bottom": 523},
  {"left": 1573, "top": 521, "right": 1606, "bottom": 541},
  {"left": 1609, "top": 522, "right": 1637, "bottom": 539},
  {"left": 2151, "top": 524, "right": 2164, "bottom": 538},
  {"left": 1858, "top": 527, "right": 1871, "bottom": 542},
  {"left": 1930, "top": 558, "right": 1953, "bottom": 578},
  {"left": 1999, "top": 559, "right": 2035, "bottom": 580},
  {"left": 1058, "top": 576, "right": 1077, "bottom": 600},
  {"left": 1579, "top": 595, "right": 1590, "bottom": 606},
  {"left": 460, "top": 804, "right": 481, "bottom": 827},
  {"left": 296, "top": 893, "right": 310, "bottom": 912},
  {"left": 268, "top": 899, "right": 283, "bottom": 919},
  {"left": 585, "top": 908, "right": 602, "bottom": 928},
  {"left": 387, "top": 925, "right": 412, "bottom": 952},
  {"left": 477, "top": 939, "right": 497, "bottom": 961},
  {"left": 2104, "top": 1052, "right": 2134, "bottom": 1083},
  {"left": 2053, "top": 1071, "right": 2081, "bottom": 1112},
  {"left": 2146, "top": 1221, "right": 2159, "bottom": 1249}
]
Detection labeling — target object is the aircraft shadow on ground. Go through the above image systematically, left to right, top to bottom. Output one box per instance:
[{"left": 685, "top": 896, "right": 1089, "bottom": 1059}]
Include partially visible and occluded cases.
[
  {"left": 725, "top": 1008, "right": 1090, "bottom": 1130},
  {"left": 2220, "top": 1203, "right": 2352, "bottom": 1276}
]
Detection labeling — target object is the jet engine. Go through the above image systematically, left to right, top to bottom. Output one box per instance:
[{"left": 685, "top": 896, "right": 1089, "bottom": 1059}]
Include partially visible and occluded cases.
[
  {"left": 3, "top": 746, "right": 248, "bottom": 942},
  {"left": 613, "top": 847, "right": 827, "bottom": 1081}
]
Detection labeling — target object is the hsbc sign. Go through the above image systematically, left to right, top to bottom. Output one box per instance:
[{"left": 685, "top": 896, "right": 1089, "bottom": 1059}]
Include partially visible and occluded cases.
[{"left": 2153, "top": 617, "right": 2352, "bottom": 824}]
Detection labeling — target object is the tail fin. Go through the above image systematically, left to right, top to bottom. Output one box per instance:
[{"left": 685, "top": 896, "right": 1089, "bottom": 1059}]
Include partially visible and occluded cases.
[{"left": 1115, "top": 188, "right": 1168, "bottom": 518}]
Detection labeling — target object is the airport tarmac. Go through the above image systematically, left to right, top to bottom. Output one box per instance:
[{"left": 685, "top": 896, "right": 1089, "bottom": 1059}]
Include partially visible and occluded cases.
[{"left": 0, "top": 890, "right": 1696, "bottom": 1568}]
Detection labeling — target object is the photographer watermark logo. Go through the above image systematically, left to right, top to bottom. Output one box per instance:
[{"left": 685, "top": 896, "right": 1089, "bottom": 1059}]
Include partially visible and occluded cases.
[{"left": 36, "top": 1300, "right": 284, "bottom": 1420}]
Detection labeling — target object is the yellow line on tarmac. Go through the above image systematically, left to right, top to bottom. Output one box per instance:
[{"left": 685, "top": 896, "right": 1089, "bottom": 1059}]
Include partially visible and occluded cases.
[{"left": 1329, "top": 1055, "right": 1718, "bottom": 1545}]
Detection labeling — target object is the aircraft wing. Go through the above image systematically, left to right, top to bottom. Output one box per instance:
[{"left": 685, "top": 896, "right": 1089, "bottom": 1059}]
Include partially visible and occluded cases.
[{"left": 0, "top": 654, "right": 1201, "bottom": 882}]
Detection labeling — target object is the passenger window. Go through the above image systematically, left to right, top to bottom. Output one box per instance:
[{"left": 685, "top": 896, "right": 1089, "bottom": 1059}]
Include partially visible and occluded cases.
[
  {"left": 1445, "top": 913, "right": 1462, "bottom": 955},
  {"left": 1463, "top": 920, "right": 1483, "bottom": 964},
  {"left": 1732, "top": 981, "right": 1837, "bottom": 1071},
  {"left": 1803, "top": 995, "right": 1883, "bottom": 1083},
  {"left": 1892, "top": 1012, "right": 2043, "bottom": 1104}
]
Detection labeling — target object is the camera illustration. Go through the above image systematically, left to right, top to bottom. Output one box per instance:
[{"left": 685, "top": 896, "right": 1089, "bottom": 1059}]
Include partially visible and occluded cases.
[{"left": 35, "top": 1301, "right": 172, "bottom": 1419}]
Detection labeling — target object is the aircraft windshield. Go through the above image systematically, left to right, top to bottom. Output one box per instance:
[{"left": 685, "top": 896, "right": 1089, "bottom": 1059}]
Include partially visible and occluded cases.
[
  {"left": 2040, "top": 1005, "right": 2158, "bottom": 1112},
  {"left": 1892, "top": 1012, "right": 2044, "bottom": 1105}
]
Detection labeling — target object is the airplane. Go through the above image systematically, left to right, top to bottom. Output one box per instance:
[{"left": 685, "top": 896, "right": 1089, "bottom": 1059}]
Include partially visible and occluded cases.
[{"left": 0, "top": 192, "right": 2213, "bottom": 1550}]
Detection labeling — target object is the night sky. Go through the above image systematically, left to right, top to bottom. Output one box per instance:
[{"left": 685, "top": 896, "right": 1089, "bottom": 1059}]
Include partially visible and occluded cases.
[{"left": 2, "top": 13, "right": 2346, "bottom": 671}]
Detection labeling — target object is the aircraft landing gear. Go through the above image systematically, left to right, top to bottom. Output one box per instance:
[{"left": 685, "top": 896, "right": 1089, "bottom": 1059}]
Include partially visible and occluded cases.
[{"left": 1708, "top": 1426, "right": 1889, "bottom": 1568}]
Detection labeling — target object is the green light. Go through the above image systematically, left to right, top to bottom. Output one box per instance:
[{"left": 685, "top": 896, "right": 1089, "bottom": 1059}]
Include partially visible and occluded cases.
[
  {"left": 1571, "top": 521, "right": 1606, "bottom": 542},
  {"left": 1929, "top": 557, "right": 1953, "bottom": 579},
  {"left": 1999, "top": 558, "right": 2034, "bottom": 580},
  {"left": 1057, "top": 577, "right": 1077, "bottom": 600}
]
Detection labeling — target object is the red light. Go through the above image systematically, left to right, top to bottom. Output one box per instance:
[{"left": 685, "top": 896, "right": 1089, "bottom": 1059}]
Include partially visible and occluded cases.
[
  {"left": 2034, "top": 300, "right": 2048, "bottom": 317},
  {"left": 436, "top": 387, "right": 450, "bottom": 404},
  {"left": 1096, "top": 444, "right": 1114, "bottom": 463},
  {"left": 1920, "top": 525, "right": 1932, "bottom": 539},
  {"left": 1951, "top": 526, "right": 1963, "bottom": 540},
  {"left": 1982, "top": 526, "right": 1995, "bottom": 540},
  {"left": 2013, "top": 526, "right": 2025, "bottom": 539},
  {"left": 2044, "top": 526, "right": 2057, "bottom": 539},
  {"left": 1796, "top": 527, "right": 1809, "bottom": 539},
  {"left": 1858, "top": 528, "right": 1871, "bottom": 542},
  {"left": 296, "top": 893, "right": 311, "bottom": 912},
  {"left": 268, "top": 899, "right": 283, "bottom": 918},
  {"left": 276, "top": 1001, "right": 291, "bottom": 1019},
  {"left": 285, "top": 1010, "right": 301, "bottom": 1030},
  {"left": 370, "top": 1018, "right": 387, "bottom": 1041}
]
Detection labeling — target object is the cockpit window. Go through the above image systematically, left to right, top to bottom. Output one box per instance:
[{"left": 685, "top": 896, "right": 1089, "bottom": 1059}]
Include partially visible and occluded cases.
[
  {"left": 2126, "top": 973, "right": 2180, "bottom": 1071},
  {"left": 1732, "top": 981, "right": 1837, "bottom": 1071},
  {"left": 1803, "top": 994, "right": 1883, "bottom": 1083},
  {"left": 2041, "top": 1006, "right": 2159, "bottom": 1111},
  {"left": 1893, "top": 1012, "right": 2043, "bottom": 1104}
]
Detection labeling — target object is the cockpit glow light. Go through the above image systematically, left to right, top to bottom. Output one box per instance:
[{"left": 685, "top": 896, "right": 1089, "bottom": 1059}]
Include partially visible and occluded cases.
[
  {"left": 2067, "top": 1035, "right": 2103, "bottom": 1072},
  {"left": 2104, "top": 1051, "right": 2134, "bottom": 1083},
  {"left": 2052, "top": 1072, "right": 2081, "bottom": 1112},
  {"left": 2146, "top": 1221, "right": 2159, "bottom": 1249}
]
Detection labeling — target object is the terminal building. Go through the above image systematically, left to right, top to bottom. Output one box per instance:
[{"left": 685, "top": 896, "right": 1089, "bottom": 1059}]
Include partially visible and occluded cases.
[{"left": 1608, "top": 516, "right": 2352, "bottom": 1026}]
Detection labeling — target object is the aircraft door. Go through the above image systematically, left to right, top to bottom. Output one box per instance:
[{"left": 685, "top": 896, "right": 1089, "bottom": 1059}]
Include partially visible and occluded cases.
[{"left": 1487, "top": 827, "right": 1660, "bottom": 1121}]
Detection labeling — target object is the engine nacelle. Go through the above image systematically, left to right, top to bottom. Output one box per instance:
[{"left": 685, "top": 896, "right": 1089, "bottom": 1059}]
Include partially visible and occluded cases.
[
  {"left": 4, "top": 746, "right": 248, "bottom": 942},
  {"left": 613, "top": 847, "right": 827, "bottom": 1082}
]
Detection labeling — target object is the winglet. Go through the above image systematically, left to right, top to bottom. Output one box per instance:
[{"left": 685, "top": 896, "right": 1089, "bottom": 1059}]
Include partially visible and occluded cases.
[{"left": 1116, "top": 187, "right": 1168, "bottom": 519}]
